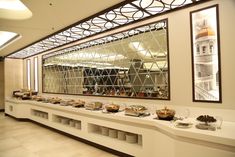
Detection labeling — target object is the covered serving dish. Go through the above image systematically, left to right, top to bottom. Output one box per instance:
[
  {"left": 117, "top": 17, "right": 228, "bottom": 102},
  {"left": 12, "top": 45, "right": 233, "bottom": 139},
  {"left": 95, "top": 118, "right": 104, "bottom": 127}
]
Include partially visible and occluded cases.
[
  {"left": 13, "top": 89, "right": 37, "bottom": 100},
  {"left": 31, "top": 95, "right": 45, "bottom": 101},
  {"left": 48, "top": 97, "right": 61, "bottom": 104},
  {"left": 59, "top": 99, "right": 85, "bottom": 107},
  {"left": 60, "top": 99, "right": 72, "bottom": 106},
  {"left": 71, "top": 99, "right": 85, "bottom": 108},
  {"left": 105, "top": 104, "right": 120, "bottom": 112},
  {"left": 125, "top": 105, "right": 148, "bottom": 117},
  {"left": 156, "top": 106, "right": 175, "bottom": 120}
]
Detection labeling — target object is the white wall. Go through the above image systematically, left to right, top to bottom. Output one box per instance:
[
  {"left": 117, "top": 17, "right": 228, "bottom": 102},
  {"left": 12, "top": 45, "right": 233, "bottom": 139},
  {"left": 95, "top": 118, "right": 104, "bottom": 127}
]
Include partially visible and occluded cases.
[
  {"left": 23, "top": 0, "right": 235, "bottom": 113},
  {"left": 4, "top": 58, "right": 23, "bottom": 99}
]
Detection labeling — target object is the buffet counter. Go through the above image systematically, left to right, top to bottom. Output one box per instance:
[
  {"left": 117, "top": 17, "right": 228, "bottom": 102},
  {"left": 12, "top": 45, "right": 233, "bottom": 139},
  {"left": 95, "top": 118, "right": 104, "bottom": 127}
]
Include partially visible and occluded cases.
[{"left": 5, "top": 98, "right": 235, "bottom": 157}]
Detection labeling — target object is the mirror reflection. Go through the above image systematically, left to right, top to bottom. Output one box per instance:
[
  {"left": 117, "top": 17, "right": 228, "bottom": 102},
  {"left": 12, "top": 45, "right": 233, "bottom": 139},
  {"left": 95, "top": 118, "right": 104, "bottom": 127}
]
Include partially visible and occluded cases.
[{"left": 43, "top": 20, "right": 170, "bottom": 99}]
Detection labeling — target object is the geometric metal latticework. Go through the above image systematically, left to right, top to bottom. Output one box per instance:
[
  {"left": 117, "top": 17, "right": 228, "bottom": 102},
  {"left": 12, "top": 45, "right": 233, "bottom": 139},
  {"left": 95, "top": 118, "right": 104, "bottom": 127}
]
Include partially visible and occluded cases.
[
  {"left": 8, "top": 0, "right": 206, "bottom": 59},
  {"left": 43, "top": 19, "right": 169, "bottom": 99},
  {"left": 43, "top": 20, "right": 166, "bottom": 59}
]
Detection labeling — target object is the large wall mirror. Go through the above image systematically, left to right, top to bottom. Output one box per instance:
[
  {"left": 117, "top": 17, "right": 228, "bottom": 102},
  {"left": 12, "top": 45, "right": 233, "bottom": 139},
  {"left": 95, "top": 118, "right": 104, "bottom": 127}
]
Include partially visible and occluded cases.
[{"left": 42, "top": 19, "right": 170, "bottom": 99}]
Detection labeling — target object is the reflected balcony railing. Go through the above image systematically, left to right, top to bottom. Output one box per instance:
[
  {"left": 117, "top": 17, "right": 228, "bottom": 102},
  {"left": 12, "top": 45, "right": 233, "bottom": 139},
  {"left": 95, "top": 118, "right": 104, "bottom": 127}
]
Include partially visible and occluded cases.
[
  {"left": 194, "top": 53, "right": 217, "bottom": 63},
  {"left": 195, "top": 75, "right": 213, "bottom": 82},
  {"left": 195, "top": 85, "right": 218, "bottom": 100}
]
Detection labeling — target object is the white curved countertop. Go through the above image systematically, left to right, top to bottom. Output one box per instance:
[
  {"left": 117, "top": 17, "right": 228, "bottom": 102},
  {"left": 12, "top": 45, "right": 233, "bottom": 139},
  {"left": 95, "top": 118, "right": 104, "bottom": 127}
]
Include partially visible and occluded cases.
[{"left": 5, "top": 98, "right": 235, "bottom": 148}]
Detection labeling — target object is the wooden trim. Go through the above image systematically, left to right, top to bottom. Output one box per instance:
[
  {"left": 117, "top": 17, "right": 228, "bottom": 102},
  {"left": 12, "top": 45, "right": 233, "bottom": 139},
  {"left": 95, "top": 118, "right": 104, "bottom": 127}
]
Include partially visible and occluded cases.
[
  {"left": 190, "top": 4, "right": 222, "bottom": 103},
  {"left": 166, "top": 18, "right": 171, "bottom": 100},
  {"left": 0, "top": 56, "right": 4, "bottom": 61}
]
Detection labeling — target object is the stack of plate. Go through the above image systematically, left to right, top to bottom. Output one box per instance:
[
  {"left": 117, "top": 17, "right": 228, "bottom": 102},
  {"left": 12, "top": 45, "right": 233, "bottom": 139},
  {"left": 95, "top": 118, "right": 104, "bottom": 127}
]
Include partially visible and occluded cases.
[
  {"left": 101, "top": 127, "right": 109, "bottom": 136},
  {"left": 109, "top": 129, "right": 117, "bottom": 138},
  {"left": 126, "top": 133, "right": 137, "bottom": 143}
]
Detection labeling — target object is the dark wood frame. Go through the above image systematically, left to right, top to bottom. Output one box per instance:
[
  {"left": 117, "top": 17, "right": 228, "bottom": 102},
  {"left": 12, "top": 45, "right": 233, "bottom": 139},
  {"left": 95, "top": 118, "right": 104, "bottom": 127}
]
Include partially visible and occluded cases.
[
  {"left": 190, "top": 4, "right": 222, "bottom": 103},
  {"left": 41, "top": 18, "right": 171, "bottom": 100}
]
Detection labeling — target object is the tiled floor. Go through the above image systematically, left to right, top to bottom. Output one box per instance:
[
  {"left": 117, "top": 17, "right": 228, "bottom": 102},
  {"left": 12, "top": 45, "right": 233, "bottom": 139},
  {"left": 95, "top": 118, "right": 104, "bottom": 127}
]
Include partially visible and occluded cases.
[{"left": 0, "top": 112, "right": 117, "bottom": 157}]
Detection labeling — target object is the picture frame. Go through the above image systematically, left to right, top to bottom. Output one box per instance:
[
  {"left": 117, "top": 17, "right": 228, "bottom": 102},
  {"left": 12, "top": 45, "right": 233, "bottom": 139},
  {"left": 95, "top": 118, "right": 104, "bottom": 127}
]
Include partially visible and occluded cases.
[{"left": 190, "top": 4, "right": 222, "bottom": 103}]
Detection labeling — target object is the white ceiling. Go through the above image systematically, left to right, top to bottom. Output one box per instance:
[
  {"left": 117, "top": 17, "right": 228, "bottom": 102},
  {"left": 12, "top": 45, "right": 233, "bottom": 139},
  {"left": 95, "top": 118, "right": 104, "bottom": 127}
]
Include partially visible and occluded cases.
[{"left": 0, "top": 0, "right": 123, "bottom": 57}]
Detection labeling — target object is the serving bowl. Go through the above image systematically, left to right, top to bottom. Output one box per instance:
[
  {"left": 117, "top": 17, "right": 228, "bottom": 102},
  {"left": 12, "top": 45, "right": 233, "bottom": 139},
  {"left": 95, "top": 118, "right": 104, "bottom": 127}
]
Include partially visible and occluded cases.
[
  {"left": 71, "top": 100, "right": 85, "bottom": 108},
  {"left": 105, "top": 104, "right": 120, "bottom": 112},
  {"left": 125, "top": 105, "right": 147, "bottom": 117},
  {"left": 156, "top": 106, "right": 175, "bottom": 120},
  {"left": 195, "top": 115, "right": 217, "bottom": 131}
]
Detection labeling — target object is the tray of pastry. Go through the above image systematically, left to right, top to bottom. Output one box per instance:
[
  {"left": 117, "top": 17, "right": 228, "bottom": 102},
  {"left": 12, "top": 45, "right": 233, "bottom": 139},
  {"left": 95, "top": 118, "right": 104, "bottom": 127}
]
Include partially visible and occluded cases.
[
  {"left": 48, "top": 97, "right": 61, "bottom": 104},
  {"left": 85, "top": 102, "right": 103, "bottom": 110},
  {"left": 125, "top": 105, "right": 149, "bottom": 117}
]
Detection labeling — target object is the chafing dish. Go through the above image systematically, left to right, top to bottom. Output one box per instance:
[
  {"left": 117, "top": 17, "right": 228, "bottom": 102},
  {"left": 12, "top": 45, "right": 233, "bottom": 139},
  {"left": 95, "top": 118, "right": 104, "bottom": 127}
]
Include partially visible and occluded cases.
[
  {"left": 13, "top": 89, "right": 37, "bottom": 99},
  {"left": 13, "top": 91, "right": 31, "bottom": 100},
  {"left": 13, "top": 92, "right": 24, "bottom": 97},
  {"left": 21, "top": 95, "right": 31, "bottom": 100},
  {"left": 31, "top": 95, "right": 45, "bottom": 101},
  {"left": 48, "top": 97, "right": 61, "bottom": 104},
  {"left": 60, "top": 100, "right": 72, "bottom": 106},
  {"left": 71, "top": 100, "right": 85, "bottom": 108},
  {"left": 85, "top": 102, "right": 103, "bottom": 110},
  {"left": 105, "top": 104, "right": 120, "bottom": 112},
  {"left": 125, "top": 105, "right": 148, "bottom": 117},
  {"left": 156, "top": 106, "right": 175, "bottom": 120}
]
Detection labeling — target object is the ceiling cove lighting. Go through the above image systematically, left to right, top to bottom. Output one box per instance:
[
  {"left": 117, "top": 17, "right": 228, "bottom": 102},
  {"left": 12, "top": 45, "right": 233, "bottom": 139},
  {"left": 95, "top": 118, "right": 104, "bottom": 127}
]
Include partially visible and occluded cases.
[
  {"left": 0, "top": 0, "right": 32, "bottom": 20},
  {"left": 8, "top": 0, "right": 208, "bottom": 59},
  {"left": 0, "top": 31, "right": 21, "bottom": 50}
]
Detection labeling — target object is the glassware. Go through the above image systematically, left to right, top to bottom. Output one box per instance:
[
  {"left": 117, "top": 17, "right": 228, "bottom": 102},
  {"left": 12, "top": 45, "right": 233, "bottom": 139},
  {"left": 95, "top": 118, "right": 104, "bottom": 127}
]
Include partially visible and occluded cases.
[
  {"left": 183, "top": 108, "right": 190, "bottom": 119},
  {"left": 215, "top": 116, "right": 223, "bottom": 129}
]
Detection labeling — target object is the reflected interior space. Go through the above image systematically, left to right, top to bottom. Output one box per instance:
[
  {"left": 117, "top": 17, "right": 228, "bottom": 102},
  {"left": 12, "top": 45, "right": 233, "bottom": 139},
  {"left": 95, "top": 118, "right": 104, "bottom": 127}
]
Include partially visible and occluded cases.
[{"left": 42, "top": 20, "right": 169, "bottom": 99}]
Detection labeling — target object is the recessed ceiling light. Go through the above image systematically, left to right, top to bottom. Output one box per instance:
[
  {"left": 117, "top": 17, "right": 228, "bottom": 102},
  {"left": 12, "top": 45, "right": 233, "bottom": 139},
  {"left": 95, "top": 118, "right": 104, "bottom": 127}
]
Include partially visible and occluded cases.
[
  {"left": 0, "top": 0, "right": 32, "bottom": 20},
  {"left": 0, "top": 0, "right": 28, "bottom": 10},
  {"left": 0, "top": 31, "right": 21, "bottom": 50},
  {"left": 129, "top": 42, "right": 151, "bottom": 57}
]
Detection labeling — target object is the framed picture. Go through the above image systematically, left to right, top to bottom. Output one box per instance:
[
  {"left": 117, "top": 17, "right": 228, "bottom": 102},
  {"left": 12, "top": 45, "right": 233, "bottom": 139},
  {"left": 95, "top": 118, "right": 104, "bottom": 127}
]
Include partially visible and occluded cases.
[{"left": 190, "top": 5, "right": 222, "bottom": 103}]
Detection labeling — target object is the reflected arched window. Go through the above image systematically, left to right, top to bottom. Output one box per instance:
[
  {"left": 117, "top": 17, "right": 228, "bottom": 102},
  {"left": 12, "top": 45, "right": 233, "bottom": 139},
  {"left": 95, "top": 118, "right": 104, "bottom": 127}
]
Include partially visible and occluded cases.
[
  {"left": 196, "top": 44, "right": 200, "bottom": 54},
  {"left": 210, "top": 44, "right": 214, "bottom": 54},
  {"left": 202, "top": 46, "right": 206, "bottom": 53}
]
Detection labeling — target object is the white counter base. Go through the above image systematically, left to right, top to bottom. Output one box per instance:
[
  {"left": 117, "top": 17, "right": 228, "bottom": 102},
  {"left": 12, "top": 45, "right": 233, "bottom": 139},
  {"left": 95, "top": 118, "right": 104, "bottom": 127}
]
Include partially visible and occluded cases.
[{"left": 5, "top": 99, "right": 235, "bottom": 157}]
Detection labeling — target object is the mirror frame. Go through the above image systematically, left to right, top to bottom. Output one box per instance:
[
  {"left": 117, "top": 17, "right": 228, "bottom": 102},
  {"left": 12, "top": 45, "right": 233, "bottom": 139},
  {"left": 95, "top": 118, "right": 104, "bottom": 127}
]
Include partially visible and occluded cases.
[{"left": 42, "top": 18, "right": 171, "bottom": 100}]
